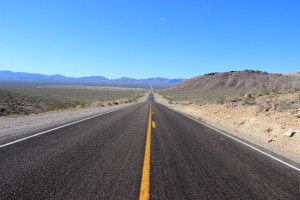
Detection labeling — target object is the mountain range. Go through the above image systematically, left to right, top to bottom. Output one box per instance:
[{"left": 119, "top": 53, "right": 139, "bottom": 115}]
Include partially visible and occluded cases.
[{"left": 0, "top": 71, "right": 185, "bottom": 88}]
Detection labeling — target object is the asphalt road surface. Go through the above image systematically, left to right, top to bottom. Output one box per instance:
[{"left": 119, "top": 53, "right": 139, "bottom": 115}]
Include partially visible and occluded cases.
[{"left": 1, "top": 97, "right": 300, "bottom": 199}]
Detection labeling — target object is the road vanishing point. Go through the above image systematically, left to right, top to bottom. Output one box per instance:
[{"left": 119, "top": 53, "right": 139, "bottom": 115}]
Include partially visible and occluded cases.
[{"left": 1, "top": 93, "right": 300, "bottom": 199}]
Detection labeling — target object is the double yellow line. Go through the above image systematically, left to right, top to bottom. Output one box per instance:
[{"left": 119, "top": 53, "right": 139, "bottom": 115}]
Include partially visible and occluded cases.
[{"left": 139, "top": 102, "right": 153, "bottom": 200}]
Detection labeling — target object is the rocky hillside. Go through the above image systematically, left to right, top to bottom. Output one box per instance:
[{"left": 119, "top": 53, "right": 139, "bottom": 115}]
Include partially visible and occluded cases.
[
  {"left": 167, "top": 70, "right": 300, "bottom": 93},
  {"left": 288, "top": 72, "right": 300, "bottom": 77}
]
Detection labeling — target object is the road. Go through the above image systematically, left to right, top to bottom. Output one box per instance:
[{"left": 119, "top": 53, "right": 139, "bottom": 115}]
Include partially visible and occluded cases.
[{"left": 1, "top": 96, "right": 300, "bottom": 199}]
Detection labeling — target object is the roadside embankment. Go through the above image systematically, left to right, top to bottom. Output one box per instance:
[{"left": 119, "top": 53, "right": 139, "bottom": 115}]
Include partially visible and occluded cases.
[{"left": 154, "top": 92, "right": 300, "bottom": 163}]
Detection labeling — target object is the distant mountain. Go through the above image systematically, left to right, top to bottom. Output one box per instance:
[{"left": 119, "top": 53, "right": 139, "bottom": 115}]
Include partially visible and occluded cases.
[
  {"left": 165, "top": 70, "right": 300, "bottom": 93},
  {"left": 0, "top": 71, "right": 184, "bottom": 88},
  {"left": 79, "top": 76, "right": 109, "bottom": 82},
  {"left": 112, "top": 77, "right": 137, "bottom": 83}
]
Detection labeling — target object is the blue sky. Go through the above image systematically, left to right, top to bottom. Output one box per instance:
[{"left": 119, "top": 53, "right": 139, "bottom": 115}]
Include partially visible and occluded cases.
[{"left": 0, "top": 0, "right": 299, "bottom": 79}]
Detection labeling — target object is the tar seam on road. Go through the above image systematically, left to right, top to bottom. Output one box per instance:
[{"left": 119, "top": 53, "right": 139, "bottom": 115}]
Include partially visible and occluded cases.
[
  {"left": 139, "top": 102, "right": 152, "bottom": 200},
  {"left": 0, "top": 105, "right": 134, "bottom": 149},
  {"left": 166, "top": 105, "right": 300, "bottom": 172}
]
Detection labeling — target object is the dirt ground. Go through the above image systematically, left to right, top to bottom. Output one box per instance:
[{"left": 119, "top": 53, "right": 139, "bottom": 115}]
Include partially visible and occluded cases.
[{"left": 154, "top": 92, "right": 300, "bottom": 163}]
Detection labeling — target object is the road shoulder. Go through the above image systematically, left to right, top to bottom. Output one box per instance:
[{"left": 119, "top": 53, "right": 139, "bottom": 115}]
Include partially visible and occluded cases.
[{"left": 153, "top": 92, "right": 300, "bottom": 165}]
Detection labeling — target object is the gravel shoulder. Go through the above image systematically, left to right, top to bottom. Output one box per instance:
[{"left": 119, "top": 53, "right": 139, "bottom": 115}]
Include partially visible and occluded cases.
[{"left": 0, "top": 92, "right": 149, "bottom": 145}]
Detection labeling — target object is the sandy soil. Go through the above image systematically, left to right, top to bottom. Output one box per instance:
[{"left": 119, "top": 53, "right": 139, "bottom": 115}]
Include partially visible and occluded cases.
[
  {"left": 0, "top": 91, "right": 149, "bottom": 145},
  {"left": 154, "top": 92, "right": 300, "bottom": 164}
]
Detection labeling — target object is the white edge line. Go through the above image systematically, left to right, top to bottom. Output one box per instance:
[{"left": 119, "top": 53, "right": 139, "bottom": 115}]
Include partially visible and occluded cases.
[
  {"left": 159, "top": 103, "right": 300, "bottom": 172},
  {"left": 0, "top": 105, "right": 133, "bottom": 149}
]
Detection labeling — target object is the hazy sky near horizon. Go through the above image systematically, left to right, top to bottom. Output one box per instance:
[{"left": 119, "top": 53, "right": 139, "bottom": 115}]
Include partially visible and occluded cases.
[{"left": 0, "top": 0, "right": 300, "bottom": 79}]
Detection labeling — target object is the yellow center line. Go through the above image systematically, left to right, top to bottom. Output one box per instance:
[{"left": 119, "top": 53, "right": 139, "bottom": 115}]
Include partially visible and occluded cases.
[{"left": 139, "top": 102, "right": 152, "bottom": 200}]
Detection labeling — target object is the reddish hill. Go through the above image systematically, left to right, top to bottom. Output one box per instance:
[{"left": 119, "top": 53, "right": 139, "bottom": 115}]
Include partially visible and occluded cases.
[
  {"left": 166, "top": 70, "right": 300, "bottom": 93},
  {"left": 287, "top": 72, "right": 300, "bottom": 77}
]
